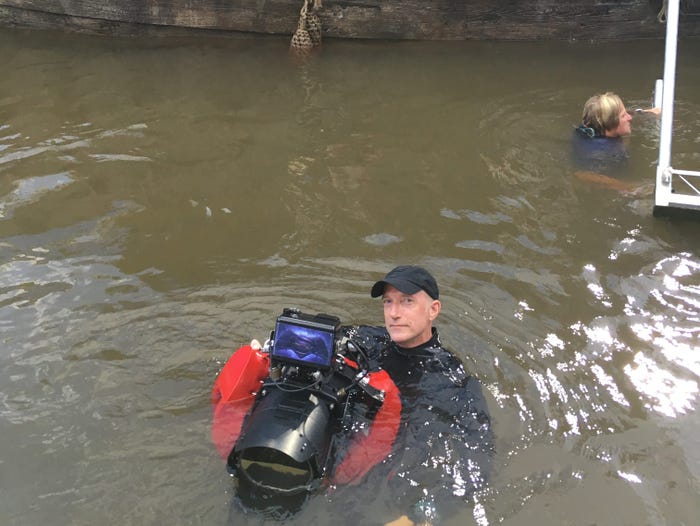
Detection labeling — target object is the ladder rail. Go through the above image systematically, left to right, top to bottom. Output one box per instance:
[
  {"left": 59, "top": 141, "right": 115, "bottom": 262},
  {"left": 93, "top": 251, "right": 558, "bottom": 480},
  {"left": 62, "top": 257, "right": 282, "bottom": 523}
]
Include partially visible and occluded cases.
[
  {"left": 652, "top": 0, "right": 700, "bottom": 214},
  {"left": 657, "top": 0, "right": 679, "bottom": 171}
]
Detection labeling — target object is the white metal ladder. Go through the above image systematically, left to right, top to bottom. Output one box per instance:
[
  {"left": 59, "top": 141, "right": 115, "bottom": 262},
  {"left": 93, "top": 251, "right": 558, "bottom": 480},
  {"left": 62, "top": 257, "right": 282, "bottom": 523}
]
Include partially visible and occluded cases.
[{"left": 654, "top": 0, "right": 700, "bottom": 215}]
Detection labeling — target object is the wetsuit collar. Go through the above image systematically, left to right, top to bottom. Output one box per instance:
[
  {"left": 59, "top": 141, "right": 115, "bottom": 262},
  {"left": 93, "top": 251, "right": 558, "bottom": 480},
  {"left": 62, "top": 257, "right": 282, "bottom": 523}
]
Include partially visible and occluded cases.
[
  {"left": 575, "top": 123, "right": 602, "bottom": 138},
  {"left": 393, "top": 328, "right": 441, "bottom": 356}
]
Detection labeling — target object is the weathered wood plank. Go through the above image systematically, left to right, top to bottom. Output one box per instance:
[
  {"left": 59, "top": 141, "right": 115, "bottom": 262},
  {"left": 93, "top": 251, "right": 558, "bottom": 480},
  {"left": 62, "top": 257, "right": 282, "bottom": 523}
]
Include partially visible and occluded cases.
[{"left": 0, "top": 0, "right": 698, "bottom": 40}]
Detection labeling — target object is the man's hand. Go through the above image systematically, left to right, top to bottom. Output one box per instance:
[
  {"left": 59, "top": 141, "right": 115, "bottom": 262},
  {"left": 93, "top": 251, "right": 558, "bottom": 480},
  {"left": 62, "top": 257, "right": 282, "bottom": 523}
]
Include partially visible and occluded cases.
[{"left": 636, "top": 107, "right": 661, "bottom": 116}]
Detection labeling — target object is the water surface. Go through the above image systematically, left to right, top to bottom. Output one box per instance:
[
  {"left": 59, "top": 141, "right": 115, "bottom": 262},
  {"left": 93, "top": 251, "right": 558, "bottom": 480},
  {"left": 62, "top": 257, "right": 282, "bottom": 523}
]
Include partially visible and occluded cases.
[{"left": 1, "top": 29, "right": 699, "bottom": 526}]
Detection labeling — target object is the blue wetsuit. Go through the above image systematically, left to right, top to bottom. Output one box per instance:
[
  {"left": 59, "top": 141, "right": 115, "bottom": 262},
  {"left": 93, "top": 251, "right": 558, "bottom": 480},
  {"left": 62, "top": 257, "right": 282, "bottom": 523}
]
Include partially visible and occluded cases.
[{"left": 572, "top": 124, "right": 629, "bottom": 177}]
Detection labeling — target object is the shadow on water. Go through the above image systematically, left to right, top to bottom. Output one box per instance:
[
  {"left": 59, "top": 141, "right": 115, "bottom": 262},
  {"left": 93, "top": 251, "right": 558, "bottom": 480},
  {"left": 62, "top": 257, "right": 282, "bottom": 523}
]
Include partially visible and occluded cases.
[{"left": 1, "top": 28, "right": 699, "bottom": 526}]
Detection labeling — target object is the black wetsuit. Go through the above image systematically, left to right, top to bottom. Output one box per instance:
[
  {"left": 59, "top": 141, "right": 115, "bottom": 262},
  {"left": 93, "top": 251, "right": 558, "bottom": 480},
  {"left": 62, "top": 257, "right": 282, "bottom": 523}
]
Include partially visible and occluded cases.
[{"left": 343, "top": 325, "right": 494, "bottom": 524}]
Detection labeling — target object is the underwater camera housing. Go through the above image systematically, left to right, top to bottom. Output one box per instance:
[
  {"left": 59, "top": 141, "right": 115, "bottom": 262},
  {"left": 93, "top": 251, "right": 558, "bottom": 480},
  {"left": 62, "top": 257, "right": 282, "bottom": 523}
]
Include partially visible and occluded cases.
[
  {"left": 227, "top": 308, "right": 353, "bottom": 498},
  {"left": 270, "top": 309, "right": 340, "bottom": 373}
]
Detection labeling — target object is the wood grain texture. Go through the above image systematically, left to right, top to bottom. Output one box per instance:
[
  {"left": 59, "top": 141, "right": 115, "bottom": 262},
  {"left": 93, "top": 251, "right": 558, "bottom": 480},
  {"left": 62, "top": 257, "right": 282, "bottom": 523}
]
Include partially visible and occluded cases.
[{"left": 1, "top": 1, "right": 698, "bottom": 40}]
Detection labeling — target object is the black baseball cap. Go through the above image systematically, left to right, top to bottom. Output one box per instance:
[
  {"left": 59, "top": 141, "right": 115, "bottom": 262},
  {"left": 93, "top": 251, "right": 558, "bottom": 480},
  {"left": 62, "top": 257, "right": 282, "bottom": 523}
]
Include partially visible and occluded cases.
[{"left": 370, "top": 265, "right": 439, "bottom": 300}]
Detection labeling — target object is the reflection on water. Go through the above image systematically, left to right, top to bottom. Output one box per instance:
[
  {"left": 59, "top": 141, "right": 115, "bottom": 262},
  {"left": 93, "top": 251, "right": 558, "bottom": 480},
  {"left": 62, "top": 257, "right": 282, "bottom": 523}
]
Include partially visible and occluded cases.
[
  {"left": 1, "top": 28, "right": 699, "bottom": 526},
  {"left": 625, "top": 254, "right": 699, "bottom": 417}
]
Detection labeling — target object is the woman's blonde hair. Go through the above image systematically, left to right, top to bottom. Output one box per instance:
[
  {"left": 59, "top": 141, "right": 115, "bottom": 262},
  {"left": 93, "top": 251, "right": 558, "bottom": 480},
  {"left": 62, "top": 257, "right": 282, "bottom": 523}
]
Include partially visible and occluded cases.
[{"left": 581, "top": 92, "right": 624, "bottom": 136}]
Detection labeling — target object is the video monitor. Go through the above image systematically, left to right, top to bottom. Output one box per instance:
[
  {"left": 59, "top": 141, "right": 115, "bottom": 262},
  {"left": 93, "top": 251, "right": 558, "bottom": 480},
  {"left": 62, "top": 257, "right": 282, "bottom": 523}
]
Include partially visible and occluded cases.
[{"left": 271, "top": 314, "right": 337, "bottom": 370}]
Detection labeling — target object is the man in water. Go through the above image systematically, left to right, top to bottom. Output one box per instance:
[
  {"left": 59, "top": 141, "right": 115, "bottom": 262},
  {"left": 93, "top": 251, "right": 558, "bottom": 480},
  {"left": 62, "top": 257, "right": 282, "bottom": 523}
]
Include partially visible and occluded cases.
[
  {"left": 573, "top": 91, "right": 660, "bottom": 193},
  {"left": 215, "top": 265, "right": 492, "bottom": 524},
  {"left": 344, "top": 265, "right": 494, "bottom": 526}
]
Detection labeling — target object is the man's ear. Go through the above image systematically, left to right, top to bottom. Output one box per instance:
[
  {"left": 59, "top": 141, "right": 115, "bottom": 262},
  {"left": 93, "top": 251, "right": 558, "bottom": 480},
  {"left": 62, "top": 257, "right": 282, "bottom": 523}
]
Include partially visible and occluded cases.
[{"left": 429, "top": 299, "right": 441, "bottom": 321}]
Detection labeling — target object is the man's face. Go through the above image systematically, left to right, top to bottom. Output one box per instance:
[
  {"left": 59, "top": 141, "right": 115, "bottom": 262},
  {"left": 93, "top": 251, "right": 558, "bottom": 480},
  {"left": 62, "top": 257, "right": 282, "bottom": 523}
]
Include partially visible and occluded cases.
[
  {"left": 606, "top": 105, "right": 632, "bottom": 137},
  {"left": 382, "top": 285, "right": 440, "bottom": 348}
]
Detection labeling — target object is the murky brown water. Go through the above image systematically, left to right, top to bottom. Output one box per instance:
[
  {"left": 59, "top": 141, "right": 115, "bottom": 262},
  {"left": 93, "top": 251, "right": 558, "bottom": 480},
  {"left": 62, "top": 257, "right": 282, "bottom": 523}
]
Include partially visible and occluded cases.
[{"left": 1, "top": 28, "right": 699, "bottom": 526}]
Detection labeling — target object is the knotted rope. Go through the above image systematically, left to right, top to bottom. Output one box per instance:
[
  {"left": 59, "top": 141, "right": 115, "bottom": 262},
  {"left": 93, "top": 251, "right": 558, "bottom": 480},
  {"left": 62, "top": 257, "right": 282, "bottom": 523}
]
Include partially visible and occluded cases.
[{"left": 290, "top": 0, "right": 323, "bottom": 54}]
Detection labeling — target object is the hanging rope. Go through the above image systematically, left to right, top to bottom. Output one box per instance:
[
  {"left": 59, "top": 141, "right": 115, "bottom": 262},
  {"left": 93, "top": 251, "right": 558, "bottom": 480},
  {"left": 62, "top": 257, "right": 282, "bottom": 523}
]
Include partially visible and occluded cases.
[
  {"left": 290, "top": 0, "right": 322, "bottom": 54},
  {"left": 658, "top": 0, "right": 668, "bottom": 23}
]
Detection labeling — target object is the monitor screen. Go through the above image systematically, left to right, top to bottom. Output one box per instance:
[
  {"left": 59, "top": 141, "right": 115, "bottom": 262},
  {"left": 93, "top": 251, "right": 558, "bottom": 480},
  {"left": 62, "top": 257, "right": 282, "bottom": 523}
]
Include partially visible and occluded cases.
[{"left": 271, "top": 319, "right": 335, "bottom": 370}]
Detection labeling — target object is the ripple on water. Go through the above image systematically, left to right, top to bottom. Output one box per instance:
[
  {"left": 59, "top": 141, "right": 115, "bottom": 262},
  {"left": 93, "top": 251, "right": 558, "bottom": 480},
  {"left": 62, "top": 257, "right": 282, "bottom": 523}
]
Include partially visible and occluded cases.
[
  {"left": 0, "top": 172, "right": 74, "bottom": 220},
  {"left": 362, "top": 232, "right": 403, "bottom": 246}
]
